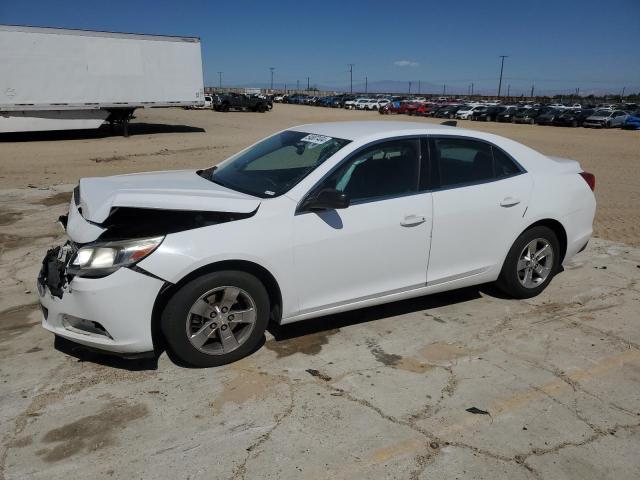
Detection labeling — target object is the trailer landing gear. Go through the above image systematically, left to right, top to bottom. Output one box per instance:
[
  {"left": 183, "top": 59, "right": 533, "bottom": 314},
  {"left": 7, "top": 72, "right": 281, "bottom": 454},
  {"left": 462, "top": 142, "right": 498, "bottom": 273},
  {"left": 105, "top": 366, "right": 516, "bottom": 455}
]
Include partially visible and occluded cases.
[{"left": 106, "top": 108, "right": 135, "bottom": 137}]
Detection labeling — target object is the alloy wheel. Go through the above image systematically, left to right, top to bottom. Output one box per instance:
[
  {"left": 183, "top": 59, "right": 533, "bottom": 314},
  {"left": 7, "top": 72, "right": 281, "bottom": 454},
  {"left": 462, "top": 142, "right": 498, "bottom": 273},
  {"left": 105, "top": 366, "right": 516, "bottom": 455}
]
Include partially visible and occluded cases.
[
  {"left": 517, "top": 238, "right": 554, "bottom": 288},
  {"left": 185, "top": 286, "right": 257, "bottom": 355}
]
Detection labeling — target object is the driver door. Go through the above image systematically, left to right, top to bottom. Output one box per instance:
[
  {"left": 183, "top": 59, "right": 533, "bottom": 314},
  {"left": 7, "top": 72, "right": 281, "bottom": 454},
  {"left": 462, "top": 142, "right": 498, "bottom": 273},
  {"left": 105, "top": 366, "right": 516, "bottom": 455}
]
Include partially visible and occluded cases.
[{"left": 292, "top": 138, "right": 433, "bottom": 315}]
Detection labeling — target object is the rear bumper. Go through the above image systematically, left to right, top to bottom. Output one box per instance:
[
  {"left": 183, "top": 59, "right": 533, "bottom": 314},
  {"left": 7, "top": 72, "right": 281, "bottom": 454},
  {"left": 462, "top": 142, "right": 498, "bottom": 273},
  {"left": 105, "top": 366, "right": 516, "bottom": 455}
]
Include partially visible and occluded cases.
[
  {"left": 561, "top": 203, "right": 596, "bottom": 263},
  {"left": 39, "top": 267, "right": 164, "bottom": 354}
]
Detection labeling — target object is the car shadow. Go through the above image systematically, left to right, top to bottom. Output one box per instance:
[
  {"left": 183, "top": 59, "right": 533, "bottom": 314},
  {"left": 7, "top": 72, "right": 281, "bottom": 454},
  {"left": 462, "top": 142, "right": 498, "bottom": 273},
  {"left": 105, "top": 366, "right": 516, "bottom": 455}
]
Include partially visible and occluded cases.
[
  {"left": 0, "top": 122, "right": 205, "bottom": 142},
  {"left": 268, "top": 285, "right": 488, "bottom": 341},
  {"left": 53, "top": 335, "right": 160, "bottom": 371}
]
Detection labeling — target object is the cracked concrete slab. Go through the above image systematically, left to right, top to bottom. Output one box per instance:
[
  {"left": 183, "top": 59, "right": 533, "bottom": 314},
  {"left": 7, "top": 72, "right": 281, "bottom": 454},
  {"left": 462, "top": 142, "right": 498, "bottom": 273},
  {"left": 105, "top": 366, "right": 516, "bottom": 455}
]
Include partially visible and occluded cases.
[{"left": 1, "top": 161, "right": 640, "bottom": 478}]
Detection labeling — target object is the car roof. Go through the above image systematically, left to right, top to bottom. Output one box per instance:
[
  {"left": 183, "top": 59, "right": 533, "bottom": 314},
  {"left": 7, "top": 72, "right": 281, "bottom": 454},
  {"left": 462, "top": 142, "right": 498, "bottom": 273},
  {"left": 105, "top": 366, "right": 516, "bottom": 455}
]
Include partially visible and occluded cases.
[{"left": 289, "top": 121, "right": 455, "bottom": 141}]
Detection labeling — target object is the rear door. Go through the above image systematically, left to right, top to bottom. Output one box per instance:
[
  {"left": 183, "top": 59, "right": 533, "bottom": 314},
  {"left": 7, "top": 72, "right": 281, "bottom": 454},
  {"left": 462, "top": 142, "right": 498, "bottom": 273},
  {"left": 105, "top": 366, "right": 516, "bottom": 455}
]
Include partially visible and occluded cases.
[
  {"left": 612, "top": 111, "right": 627, "bottom": 126},
  {"left": 426, "top": 136, "right": 533, "bottom": 285}
]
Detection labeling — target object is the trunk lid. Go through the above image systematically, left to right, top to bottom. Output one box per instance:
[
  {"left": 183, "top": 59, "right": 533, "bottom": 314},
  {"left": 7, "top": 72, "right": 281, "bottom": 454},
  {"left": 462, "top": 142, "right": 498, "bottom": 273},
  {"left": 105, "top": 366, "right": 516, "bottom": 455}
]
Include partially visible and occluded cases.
[{"left": 546, "top": 156, "right": 583, "bottom": 174}]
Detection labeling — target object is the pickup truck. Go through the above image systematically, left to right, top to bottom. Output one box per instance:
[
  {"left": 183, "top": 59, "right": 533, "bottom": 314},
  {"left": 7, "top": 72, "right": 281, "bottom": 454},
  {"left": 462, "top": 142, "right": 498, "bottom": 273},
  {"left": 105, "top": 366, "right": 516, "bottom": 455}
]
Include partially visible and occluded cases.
[{"left": 213, "top": 93, "right": 271, "bottom": 112}]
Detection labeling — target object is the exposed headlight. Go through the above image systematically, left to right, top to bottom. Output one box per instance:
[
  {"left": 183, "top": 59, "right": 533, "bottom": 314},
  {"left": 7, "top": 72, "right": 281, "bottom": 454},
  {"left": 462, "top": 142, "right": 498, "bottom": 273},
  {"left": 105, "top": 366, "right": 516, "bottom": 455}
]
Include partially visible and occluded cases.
[{"left": 68, "top": 236, "right": 164, "bottom": 277}]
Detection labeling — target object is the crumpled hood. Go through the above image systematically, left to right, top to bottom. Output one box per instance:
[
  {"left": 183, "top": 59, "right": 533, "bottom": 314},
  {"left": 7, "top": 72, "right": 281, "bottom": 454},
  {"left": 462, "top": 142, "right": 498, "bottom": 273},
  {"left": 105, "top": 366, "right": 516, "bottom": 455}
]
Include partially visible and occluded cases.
[{"left": 77, "top": 170, "right": 261, "bottom": 223}]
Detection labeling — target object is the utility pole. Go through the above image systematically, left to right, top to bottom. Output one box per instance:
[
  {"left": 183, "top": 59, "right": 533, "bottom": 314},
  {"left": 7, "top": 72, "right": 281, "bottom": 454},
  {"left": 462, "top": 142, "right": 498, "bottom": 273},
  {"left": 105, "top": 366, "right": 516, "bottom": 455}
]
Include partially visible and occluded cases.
[
  {"left": 497, "top": 55, "right": 508, "bottom": 97},
  {"left": 348, "top": 64, "right": 354, "bottom": 93},
  {"left": 269, "top": 67, "right": 275, "bottom": 90},
  {"left": 217, "top": 71, "right": 223, "bottom": 88},
  {"left": 365, "top": 76, "right": 368, "bottom": 93},
  {"left": 307, "top": 77, "right": 310, "bottom": 90},
  {"left": 296, "top": 79, "right": 299, "bottom": 91},
  {"left": 418, "top": 80, "right": 421, "bottom": 94},
  {"left": 408, "top": 81, "right": 412, "bottom": 94},
  {"left": 471, "top": 82, "right": 474, "bottom": 96},
  {"left": 442, "top": 84, "right": 446, "bottom": 96},
  {"left": 507, "top": 84, "right": 510, "bottom": 97},
  {"left": 530, "top": 84, "right": 535, "bottom": 98},
  {"left": 621, "top": 86, "right": 626, "bottom": 100}
]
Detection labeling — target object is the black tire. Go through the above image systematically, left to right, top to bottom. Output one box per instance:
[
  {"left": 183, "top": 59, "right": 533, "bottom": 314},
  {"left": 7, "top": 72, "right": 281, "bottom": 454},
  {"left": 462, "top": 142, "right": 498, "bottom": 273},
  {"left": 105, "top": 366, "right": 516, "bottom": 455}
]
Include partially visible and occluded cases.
[
  {"left": 221, "top": 103, "right": 229, "bottom": 112},
  {"left": 572, "top": 119, "right": 578, "bottom": 127},
  {"left": 496, "top": 226, "right": 560, "bottom": 299},
  {"left": 161, "top": 271, "right": 270, "bottom": 367}
]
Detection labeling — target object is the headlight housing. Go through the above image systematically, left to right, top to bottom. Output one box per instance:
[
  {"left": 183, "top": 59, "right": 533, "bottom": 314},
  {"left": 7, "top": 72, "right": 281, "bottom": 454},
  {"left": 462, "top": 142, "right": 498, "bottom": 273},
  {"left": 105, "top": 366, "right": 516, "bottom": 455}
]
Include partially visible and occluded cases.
[{"left": 68, "top": 236, "right": 164, "bottom": 278}]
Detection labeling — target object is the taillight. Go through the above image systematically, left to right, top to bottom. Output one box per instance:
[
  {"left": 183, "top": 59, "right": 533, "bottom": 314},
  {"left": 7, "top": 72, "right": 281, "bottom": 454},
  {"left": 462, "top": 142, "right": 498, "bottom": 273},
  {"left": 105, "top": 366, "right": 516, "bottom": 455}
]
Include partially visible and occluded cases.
[{"left": 579, "top": 171, "right": 596, "bottom": 191}]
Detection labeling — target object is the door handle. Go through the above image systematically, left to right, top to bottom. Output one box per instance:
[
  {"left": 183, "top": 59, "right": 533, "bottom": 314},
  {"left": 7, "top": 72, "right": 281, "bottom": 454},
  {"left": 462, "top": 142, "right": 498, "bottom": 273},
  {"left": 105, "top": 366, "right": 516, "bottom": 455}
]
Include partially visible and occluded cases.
[
  {"left": 500, "top": 197, "right": 521, "bottom": 207},
  {"left": 400, "top": 214, "right": 426, "bottom": 226}
]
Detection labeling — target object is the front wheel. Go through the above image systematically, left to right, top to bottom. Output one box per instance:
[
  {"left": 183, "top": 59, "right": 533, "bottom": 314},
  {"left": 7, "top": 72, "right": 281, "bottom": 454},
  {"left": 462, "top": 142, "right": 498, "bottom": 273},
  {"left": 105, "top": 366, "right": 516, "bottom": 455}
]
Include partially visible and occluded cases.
[
  {"left": 496, "top": 226, "right": 560, "bottom": 299},
  {"left": 161, "top": 271, "right": 270, "bottom": 367}
]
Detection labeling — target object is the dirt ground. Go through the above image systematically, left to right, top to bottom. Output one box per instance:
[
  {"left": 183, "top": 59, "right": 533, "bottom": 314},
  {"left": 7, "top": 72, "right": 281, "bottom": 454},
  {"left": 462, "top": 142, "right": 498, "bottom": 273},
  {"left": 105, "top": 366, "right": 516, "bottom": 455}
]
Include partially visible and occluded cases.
[
  {"left": 0, "top": 104, "right": 639, "bottom": 245},
  {"left": 0, "top": 105, "right": 639, "bottom": 480}
]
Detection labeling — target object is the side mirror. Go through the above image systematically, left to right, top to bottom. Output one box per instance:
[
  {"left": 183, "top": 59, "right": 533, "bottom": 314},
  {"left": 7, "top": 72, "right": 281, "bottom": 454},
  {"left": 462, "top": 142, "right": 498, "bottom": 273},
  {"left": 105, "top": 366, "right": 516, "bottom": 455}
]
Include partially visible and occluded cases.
[{"left": 303, "top": 188, "right": 350, "bottom": 211}]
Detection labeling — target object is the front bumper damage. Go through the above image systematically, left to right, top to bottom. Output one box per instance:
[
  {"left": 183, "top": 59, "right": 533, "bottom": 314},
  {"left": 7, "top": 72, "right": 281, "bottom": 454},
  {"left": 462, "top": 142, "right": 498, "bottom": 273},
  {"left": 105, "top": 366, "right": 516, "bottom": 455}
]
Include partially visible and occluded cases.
[
  {"left": 37, "top": 178, "right": 258, "bottom": 357},
  {"left": 38, "top": 244, "right": 164, "bottom": 354}
]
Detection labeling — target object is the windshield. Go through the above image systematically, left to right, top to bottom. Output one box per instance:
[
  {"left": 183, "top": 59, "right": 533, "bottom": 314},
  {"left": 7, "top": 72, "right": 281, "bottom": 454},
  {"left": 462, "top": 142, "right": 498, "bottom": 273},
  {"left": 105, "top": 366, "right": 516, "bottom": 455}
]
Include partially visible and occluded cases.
[
  {"left": 594, "top": 109, "right": 612, "bottom": 117},
  {"left": 202, "top": 130, "right": 351, "bottom": 198}
]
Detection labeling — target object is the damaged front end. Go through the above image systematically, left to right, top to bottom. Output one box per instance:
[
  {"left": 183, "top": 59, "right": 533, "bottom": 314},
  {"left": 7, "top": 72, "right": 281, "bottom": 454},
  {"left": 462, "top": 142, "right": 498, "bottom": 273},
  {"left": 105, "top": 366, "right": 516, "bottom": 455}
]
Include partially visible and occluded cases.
[
  {"left": 39, "top": 182, "right": 258, "bottom": 299},
  {"left": 37, "top": 243, "right": 76, "bottom": 298}
]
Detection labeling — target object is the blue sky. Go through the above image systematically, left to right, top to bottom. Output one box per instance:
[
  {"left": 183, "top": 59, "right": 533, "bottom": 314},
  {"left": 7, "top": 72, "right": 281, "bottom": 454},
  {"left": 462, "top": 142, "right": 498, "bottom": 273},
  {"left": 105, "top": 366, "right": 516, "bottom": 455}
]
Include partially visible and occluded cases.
[{"left": 2, "top": 0, "right": 639, "bottom": 95}]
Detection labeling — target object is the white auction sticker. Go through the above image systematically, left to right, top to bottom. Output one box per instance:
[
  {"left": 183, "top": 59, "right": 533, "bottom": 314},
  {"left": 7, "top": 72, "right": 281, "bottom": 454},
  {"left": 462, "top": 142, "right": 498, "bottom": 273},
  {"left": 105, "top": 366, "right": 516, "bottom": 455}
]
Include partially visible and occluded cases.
[{"left": 300, "top": 134, "right": 332, "bottom": 145}]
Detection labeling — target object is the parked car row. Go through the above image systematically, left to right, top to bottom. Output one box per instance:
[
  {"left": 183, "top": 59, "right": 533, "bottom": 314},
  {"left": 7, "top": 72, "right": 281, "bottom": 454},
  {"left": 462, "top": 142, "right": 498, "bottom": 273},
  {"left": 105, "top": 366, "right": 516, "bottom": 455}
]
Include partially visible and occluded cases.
[
  {"left": 200, "top": 93, "right": 272, "bottom": 112},
  {"left": 274, "top": 93, "right": 639, "bottom": 129},
  {"left": 380, "top": 101, "right": 639, "bottom": 129}
]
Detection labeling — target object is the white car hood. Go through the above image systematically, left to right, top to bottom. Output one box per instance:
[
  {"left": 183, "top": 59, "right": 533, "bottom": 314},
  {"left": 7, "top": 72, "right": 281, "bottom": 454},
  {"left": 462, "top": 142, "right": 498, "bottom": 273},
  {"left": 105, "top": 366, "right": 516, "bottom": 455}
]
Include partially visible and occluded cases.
[{"left": 78, "top": 170, "right": 261, "bottom": 223}]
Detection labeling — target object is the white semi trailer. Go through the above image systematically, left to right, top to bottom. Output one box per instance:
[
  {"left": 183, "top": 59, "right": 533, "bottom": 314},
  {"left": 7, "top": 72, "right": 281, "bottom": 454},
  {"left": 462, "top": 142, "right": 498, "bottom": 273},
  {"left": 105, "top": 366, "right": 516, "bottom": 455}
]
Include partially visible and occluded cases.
[{"left": 0, "top": 25, "right": 204, "bottom": 134}]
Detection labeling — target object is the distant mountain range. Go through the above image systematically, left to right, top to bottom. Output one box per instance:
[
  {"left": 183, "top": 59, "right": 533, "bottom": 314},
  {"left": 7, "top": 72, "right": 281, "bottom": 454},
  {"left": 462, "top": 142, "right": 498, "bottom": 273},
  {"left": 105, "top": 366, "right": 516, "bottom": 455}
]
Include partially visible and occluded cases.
[{"left": 215, "top": 80, "right": 637, "bottom": 97}]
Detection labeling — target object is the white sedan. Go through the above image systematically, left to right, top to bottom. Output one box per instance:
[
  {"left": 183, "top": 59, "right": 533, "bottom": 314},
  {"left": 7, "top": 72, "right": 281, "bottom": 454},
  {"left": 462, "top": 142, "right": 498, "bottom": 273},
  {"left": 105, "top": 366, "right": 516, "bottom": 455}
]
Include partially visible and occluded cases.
[
  {"left": 456, "top": 104, "right": 484, "bottom": 120},
  {"left": 38, "top": 121, "right": 596, "bottom": 367}
]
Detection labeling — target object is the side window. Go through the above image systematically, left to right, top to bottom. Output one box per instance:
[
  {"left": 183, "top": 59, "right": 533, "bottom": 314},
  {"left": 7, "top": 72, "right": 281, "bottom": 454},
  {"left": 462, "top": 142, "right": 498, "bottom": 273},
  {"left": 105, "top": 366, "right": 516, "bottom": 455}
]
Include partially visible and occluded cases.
[
  {"left": 431, "top": 137, "right": 521, "bottom": 188},
  {"left": 432, "top": 137, "right": 494, "bottom": 187},
  {"left": 318, "top": 139, "right": 420, "bottom": 203},
  {"left": 493, "top": 147, "right": 521, "bottom": 178}
]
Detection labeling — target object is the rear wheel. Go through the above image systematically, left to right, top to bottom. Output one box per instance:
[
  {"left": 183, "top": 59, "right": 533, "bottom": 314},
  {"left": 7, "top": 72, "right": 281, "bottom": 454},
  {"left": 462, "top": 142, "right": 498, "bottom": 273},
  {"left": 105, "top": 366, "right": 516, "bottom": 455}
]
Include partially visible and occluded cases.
[
  {"left": 496, "top": 226, "right": 560, "bottom": 299},
  {"left": 161, "top": 271, "right": 270, "bottom": 367}
]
